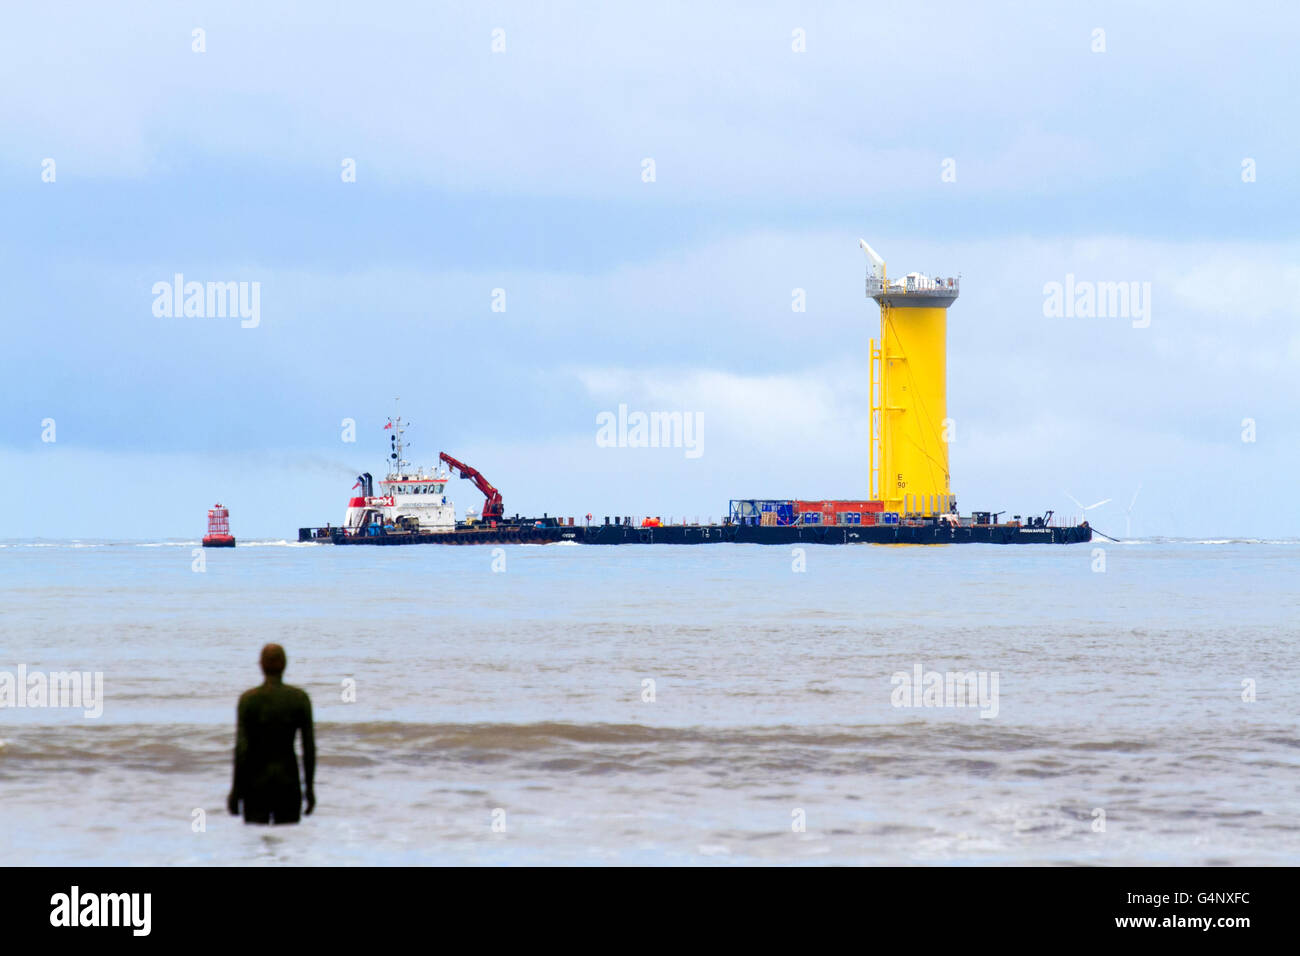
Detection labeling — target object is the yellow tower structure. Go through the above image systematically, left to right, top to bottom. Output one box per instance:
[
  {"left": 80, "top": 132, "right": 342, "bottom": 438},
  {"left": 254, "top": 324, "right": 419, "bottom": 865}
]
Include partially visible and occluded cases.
[{"left": 862, "top": 241, "right": 960, "bottom": 517}]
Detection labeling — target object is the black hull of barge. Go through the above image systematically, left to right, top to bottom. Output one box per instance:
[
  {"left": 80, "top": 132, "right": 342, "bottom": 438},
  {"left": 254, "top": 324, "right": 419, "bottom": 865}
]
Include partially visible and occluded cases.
[{"left": 299, "top": 524, "right": 1092, "bottom": 546}]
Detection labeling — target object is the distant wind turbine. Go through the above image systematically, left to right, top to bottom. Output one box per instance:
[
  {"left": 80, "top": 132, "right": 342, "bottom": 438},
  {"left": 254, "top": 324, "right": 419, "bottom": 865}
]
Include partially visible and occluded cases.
[{"left": 1124, "top": 485, "right": 1142, "bottom": 538}]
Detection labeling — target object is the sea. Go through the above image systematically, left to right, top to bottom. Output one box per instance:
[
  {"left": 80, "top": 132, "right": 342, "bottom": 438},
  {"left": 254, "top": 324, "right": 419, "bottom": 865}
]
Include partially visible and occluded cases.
[{"left": 1, "top": 537, "right": 1296, "bottom": 866}]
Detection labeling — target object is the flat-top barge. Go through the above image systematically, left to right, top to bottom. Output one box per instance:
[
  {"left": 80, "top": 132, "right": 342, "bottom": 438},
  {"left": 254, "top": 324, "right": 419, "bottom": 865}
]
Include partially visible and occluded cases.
[{"left": 299, "top": 513, "right": 1091, "bottom": 546}]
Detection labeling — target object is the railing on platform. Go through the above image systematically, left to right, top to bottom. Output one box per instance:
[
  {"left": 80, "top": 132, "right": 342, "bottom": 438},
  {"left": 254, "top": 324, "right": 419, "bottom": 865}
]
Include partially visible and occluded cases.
[{"left": 865, "top": 276, "right": 960, "bottom": 296}]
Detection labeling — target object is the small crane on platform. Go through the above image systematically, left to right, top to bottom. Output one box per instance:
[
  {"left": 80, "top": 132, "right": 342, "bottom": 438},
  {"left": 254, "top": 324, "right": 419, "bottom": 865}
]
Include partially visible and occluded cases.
[{"left": 439, "top": 451, "right": 505, "bottom": 521}]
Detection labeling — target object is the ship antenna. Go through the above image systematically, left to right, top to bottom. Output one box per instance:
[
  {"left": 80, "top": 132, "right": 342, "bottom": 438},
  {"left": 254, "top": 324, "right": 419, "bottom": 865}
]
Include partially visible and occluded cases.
[{"left": 387, "top": 398, "right": 410, "bottom": 476}]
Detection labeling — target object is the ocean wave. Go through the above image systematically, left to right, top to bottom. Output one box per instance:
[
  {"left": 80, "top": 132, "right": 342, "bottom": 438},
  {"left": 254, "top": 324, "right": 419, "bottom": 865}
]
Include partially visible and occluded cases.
[
  {"left": 1109, "top": 537, "right": 1300, "bottom": 546},
  {"left": 1187, "top": 538, "right": 1300, "bottom": 545},
  {"left": 4, "top": 721, "right": 1292, "bottom": 779}
]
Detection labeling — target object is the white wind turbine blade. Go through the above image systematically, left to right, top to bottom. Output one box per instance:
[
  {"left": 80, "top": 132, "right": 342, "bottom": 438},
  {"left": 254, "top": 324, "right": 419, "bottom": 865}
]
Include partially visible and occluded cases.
[{"left": 1085, "top": 498, "right": 1112, "bottom": 511}]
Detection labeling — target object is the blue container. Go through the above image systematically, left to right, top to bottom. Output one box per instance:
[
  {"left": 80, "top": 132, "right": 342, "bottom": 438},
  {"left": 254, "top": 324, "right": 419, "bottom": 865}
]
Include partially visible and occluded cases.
[
  {"left": 730, "top": 499, "right": 796, "bottom": 526},
  {"left": 881, "top": 512, "right": 900, "bottom": 525}
]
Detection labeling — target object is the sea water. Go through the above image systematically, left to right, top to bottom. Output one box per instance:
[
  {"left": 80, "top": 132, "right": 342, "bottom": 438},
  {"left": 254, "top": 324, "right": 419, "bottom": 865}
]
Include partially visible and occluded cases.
[{"left": 0, "top": 538, "right": 1296, "bottom": 865}]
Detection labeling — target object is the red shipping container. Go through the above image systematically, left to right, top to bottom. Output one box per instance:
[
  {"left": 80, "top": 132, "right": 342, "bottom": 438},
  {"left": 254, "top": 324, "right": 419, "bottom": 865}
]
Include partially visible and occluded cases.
[
  {"left": 792, "top": 500, "right": 887, "bottom": 526},
  {"left": 794, "top": 500, "right": 885, "bottom": 515},
  {"left": 832, "top": 500, "right": 884, "bottom": 514},
  {"left": 793, "top": 501, "right": 831, "bottom": 524}
]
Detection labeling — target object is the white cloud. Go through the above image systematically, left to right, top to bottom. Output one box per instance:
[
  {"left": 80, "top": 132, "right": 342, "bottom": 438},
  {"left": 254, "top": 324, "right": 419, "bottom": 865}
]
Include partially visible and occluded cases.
[{"left": 6, "top": 2, "right": 1294, "bottom": 200}]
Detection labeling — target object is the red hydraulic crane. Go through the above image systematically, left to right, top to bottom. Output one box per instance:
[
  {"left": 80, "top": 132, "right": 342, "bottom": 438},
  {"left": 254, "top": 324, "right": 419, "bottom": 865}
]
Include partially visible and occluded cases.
[{"left": 439, "top": 451, "right": 505, "bottom": 521}]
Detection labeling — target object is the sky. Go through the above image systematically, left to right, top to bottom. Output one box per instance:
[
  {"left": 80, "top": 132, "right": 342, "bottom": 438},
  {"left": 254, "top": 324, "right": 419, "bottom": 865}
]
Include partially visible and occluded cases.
[{"left": 2, "top": 1, "right": 1297, "bottom": 539}]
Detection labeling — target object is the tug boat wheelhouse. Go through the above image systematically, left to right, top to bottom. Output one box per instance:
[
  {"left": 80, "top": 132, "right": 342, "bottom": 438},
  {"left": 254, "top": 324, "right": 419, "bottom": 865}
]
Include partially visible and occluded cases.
[{"left": 342, "top": 416, "right": 457, "bottom": 535}]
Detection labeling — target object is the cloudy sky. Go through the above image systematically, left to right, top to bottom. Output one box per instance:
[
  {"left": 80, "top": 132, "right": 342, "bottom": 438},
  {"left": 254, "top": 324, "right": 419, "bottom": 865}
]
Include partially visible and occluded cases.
[{"left": 2, "top": 1, "right": 1296, "bottom": 538}]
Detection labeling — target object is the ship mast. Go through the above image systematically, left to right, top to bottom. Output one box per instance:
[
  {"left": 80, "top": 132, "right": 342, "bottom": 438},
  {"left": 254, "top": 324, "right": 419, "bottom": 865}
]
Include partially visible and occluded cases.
[{"left": 387, "top": 397, "right": 410, "bottom": 477}]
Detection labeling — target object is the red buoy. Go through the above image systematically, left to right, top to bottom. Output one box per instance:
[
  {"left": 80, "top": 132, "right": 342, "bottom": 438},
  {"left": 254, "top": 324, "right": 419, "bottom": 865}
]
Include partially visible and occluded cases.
[{"left": 203, "top": 503, "right": 236, "bottom": 548}]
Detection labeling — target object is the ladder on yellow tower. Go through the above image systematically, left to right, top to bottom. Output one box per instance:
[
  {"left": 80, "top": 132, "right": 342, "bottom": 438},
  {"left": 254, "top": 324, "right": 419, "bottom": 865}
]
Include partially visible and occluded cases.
[{"left": 869, "top": 337, "right": 883, "bottom": 501}]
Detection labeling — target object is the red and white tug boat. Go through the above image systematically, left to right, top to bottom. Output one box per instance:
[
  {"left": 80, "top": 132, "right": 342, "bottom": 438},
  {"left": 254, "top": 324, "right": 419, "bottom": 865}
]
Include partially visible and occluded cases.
[
  {"left": 342, "top": 415, "right": 458, "bottom": 535},
  {"left": 203, "top": 503, "right": 236, "bottom": 548}
]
